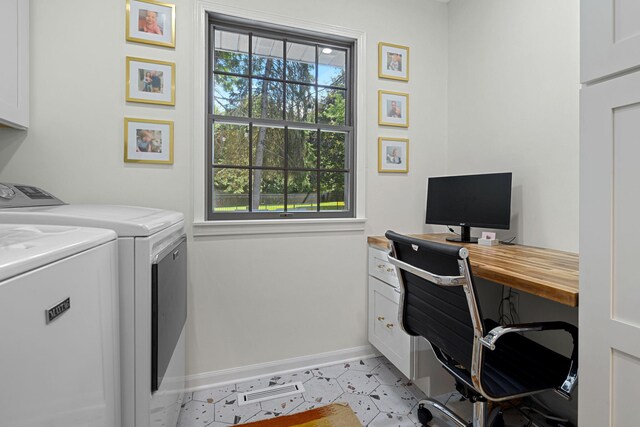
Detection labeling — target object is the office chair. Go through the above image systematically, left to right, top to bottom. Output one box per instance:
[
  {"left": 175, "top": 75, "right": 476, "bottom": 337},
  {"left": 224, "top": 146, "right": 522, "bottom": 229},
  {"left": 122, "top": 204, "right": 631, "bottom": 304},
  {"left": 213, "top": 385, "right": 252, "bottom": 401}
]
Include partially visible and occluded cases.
[{"left": 385, "top": 231, "right": 578, "bottom": 427}]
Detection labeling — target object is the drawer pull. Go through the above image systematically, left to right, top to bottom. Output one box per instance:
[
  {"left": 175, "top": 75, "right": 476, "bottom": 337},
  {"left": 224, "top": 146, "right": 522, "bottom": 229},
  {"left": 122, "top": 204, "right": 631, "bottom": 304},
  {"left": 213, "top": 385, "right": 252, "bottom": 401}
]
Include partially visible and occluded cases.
[
  {"left": 377, "top": 264, "right": 385, "bottom": 269},
  {"left": 386, "top": 267, "right": 394, "bottom": 272},
  {"left": 377, "top": 316, "right": 385, "bottom": 321},
  {"left": 386, "top": 323, "right": 394, "bottom": 329}
]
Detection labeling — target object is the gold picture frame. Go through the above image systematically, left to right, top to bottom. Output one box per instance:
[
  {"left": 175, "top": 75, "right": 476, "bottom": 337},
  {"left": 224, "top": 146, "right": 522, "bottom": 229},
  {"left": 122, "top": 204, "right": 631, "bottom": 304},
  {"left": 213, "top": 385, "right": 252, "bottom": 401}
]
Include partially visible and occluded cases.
[
  {"left": 126, "top": 0, "right": 176, "bottom": 48},
  {"left": 378, "top": 42, "right": 409, "bottom": 82},
  {"left": 126, "top": 57, "right": 176, "bottom": 105},
  {"left": 378, "top": 90, "right": 409, "bottom": 128},
  {"left": 124, "top": 118, "right": 174, "bottom": 164},
  {"left": 378, "top": 137, "right": 409, "bottom": 173}
]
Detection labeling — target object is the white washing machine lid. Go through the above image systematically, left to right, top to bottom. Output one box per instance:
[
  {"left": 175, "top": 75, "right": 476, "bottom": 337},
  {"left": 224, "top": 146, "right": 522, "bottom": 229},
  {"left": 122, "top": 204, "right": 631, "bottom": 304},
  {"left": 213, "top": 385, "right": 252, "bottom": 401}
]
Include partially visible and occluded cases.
[
  {"left": 0, "top": 204, "right": 184, "bottom": 237},
  {"left": 0, "top": 224, "right": 117, "bottom": 282}
]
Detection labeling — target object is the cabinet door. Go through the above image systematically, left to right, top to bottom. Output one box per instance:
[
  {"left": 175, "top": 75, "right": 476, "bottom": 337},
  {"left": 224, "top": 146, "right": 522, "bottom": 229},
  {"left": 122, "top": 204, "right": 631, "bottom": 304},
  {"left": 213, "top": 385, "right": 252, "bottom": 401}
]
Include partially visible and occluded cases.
[
  {"left": 0, "top": 0, "right": 29, "bottom": 129},
  {"left": 582, "top": 0, "right": 640, "bottom": 83},
  {"left": 580, "top": 70, "right": 640, "bottom": 425},
  {"left": 368, "top": 276, "right": 413, "bottom": 378}
]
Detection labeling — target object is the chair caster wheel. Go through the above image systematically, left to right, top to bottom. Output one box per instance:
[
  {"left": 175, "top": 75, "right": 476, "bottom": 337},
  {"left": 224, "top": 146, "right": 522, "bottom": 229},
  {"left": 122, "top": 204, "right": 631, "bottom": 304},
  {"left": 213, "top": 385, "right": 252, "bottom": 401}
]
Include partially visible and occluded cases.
[{"left": 417, "top": 404, "right": 433, "bottom": 426}]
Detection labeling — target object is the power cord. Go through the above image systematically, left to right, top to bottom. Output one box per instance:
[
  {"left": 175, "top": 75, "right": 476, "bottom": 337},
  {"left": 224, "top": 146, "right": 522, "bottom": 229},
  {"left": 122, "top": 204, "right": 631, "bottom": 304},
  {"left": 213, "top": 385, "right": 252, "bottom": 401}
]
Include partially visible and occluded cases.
[
  {"left": 446, "top": 226, "right": 460, "bottom": 236},
  {"left": 500, "top": 236, "right": 517, "bottom": 245},
  {"left": 498, "top": 287, "right": 520, "bottom": 325},
  {"left": 502, "top": 398, "right": 573, "bottom": 427},
  {"left": 520, "top": 407, "right": 572, "bottom": 427}
]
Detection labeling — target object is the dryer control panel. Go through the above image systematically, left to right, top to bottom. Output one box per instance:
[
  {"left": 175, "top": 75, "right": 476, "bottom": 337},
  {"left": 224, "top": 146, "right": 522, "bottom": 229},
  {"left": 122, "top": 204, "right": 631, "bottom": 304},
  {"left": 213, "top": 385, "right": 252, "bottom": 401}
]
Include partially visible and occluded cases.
[{"left": 0, "top": 183, "right": 65, "bottom": 208}]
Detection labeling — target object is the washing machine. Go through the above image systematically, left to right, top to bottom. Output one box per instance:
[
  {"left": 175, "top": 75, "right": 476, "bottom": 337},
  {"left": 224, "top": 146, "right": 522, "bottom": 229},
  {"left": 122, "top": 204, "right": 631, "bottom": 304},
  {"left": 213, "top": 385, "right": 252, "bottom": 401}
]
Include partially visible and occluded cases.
[
  {"left": 0, "top": 183, "right": 187, "bottom": 427},
  {"left": 0, "top": 224, "right": 119, "bottom": 426}
]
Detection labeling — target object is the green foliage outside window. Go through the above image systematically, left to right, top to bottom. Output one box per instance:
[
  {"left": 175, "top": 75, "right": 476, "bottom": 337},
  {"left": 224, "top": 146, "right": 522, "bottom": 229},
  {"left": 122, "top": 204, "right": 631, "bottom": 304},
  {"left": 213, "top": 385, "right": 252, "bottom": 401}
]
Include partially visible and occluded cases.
[{"left": 210, "top": 26, "right": 352, "bottom": 216}]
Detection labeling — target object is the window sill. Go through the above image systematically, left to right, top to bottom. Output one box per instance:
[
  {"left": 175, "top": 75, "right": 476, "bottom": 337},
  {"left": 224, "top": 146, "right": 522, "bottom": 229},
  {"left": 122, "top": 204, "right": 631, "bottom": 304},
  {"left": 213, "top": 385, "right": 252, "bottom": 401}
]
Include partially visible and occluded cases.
[{"left": 192, "top": 217, "right": 367, "bottom": 237}]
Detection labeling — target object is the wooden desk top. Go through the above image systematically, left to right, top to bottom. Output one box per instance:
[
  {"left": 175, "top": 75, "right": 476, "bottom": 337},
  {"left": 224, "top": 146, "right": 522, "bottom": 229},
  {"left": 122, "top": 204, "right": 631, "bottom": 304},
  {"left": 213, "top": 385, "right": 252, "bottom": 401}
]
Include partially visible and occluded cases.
[{"left": 368, "top": 233, "right": 579, "bottom": 307}]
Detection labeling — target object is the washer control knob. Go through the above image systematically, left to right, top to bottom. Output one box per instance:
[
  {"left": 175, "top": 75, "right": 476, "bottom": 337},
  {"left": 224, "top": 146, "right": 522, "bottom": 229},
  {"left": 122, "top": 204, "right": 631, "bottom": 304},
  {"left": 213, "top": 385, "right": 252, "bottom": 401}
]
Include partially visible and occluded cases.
[{"left": 0, "top": 184, "right": 15, "bottom": 200}]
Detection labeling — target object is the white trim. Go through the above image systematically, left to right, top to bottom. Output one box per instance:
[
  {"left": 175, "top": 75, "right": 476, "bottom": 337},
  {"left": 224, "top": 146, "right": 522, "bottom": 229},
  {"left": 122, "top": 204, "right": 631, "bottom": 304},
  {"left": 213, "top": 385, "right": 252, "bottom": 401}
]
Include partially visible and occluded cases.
[
  {"left": 192, "top": 1, "right": 367, "bottom": 226},
  {"left": 192, "top": 217, "right": 366, "bottom": 236},
  {"left": 184, "top": 345, "right": 379, "bottom": 392}
]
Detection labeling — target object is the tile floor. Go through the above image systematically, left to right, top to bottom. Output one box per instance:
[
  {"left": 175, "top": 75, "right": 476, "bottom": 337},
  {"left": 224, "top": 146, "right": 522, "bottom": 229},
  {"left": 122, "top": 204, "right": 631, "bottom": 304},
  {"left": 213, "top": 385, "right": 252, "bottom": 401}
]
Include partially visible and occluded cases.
[
  {"left": 177, "top": 356, "right": 531, "bottom": 427},
  {"left": 177, "top": 356, "right": 432, "bottom": 426}
]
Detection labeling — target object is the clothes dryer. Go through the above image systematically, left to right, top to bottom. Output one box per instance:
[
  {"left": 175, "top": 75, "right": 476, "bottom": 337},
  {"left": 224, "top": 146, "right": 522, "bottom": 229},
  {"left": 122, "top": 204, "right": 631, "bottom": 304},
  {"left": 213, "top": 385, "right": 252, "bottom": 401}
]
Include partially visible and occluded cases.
[
  {"left": 0, "top": 183, "right": 187, "bottom": 427},
  {"left": 0, "top": 224, "right": 119, "bottom": 426}
]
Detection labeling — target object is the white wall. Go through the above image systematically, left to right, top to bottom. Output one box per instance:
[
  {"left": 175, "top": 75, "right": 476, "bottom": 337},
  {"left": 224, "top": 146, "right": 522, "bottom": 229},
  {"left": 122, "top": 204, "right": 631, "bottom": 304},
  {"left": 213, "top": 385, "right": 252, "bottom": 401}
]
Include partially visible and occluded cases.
[
  {"left": 0, "top": 0, "right": 450, "bottom": 377},
  {"left": 447, "top": 0, "right": 580, "bottom": 252},
  {"left": 447, "top": 2, "right": 580, "bottom": 421}
]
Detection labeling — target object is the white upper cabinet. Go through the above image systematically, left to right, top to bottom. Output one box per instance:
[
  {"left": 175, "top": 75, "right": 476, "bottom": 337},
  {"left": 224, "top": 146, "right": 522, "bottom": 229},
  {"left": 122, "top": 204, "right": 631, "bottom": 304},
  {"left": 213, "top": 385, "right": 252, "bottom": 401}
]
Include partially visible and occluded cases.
[
  {"left": 0, "top": 0, "right": 29, "bottom": 129},
  {"left": 582, "top": 0, "right": 640, "bottom": 83}
]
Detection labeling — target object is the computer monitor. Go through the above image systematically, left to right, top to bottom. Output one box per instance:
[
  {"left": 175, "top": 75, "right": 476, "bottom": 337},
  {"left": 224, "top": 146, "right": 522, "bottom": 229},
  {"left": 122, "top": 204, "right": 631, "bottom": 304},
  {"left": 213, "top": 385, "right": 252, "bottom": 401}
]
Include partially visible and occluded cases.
[{"left": 425, "top": 172, "right": 512, "bottom": 243}]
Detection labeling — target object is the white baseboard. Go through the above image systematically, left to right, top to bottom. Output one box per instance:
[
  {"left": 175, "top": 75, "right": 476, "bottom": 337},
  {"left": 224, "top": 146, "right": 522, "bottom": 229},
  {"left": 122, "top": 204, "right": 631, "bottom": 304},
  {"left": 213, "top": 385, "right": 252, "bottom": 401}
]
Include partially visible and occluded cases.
[{"left": 185, "top": 345, "right": 380, "bottom": 392}]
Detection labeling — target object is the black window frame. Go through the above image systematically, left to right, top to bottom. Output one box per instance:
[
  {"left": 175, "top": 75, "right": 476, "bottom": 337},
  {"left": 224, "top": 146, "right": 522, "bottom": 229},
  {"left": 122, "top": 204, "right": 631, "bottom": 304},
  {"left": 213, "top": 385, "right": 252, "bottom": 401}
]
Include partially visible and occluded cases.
[{"left": 206, "top": 13, "right": 357, "bottom": 220}]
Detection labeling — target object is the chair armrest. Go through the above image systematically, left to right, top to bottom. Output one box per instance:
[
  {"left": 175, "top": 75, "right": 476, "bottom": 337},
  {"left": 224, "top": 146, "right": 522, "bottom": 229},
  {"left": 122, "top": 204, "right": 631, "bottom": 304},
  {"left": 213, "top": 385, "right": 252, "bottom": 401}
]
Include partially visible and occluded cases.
[
  {"left": 479, "top": 321, "right": 579, "bottom": 399},
  {"left": 479, "top": 323, "right": 543, "bottom": 350}
]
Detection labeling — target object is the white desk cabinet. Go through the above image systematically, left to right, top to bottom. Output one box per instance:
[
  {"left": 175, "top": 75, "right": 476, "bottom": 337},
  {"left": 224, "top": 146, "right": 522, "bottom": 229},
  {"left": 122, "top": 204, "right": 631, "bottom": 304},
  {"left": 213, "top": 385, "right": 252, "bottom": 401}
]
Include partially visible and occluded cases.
[
  {"left": 0, "top": 0, "right": 29, "bottom": 129},
  {"left": 368, "top": 246, "right": 451, "bottom": 396}
]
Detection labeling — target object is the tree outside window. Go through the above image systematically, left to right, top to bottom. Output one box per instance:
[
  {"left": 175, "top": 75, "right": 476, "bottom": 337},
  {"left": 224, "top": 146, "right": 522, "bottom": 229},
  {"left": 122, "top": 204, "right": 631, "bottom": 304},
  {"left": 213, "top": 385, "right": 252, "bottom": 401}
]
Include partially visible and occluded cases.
[{"left": 208, "top": 19, "right": 355, "bottom": 220}]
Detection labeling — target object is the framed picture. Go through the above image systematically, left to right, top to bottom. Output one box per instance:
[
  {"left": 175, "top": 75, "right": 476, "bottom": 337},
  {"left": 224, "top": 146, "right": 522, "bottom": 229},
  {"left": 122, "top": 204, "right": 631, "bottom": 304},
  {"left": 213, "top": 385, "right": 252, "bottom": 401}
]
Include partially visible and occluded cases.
[
  {"left": 126, "top": 0, "right": 175, "bottom": 48},
  {"left": 378, "top": 42, "right": 409, "bottom": 81},
  {"left": 126, "top": 57, "right": 175, "bottom": 105},
  {"left": 378, "top": 90, "right": 409, "bottom": 128},
  {"left": 124, "top": 118, "right": 174, "bottom": 164},
  {"left": 378, "top": 137, "right": 409, "bottom": 173}
]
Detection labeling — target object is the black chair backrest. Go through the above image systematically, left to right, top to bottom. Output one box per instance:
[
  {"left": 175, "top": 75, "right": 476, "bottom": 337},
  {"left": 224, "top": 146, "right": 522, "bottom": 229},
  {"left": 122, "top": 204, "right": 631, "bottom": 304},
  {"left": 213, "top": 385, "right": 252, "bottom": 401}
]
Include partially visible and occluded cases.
[{"left": 386, "top": 231, "right": 485, "bottom": 372}]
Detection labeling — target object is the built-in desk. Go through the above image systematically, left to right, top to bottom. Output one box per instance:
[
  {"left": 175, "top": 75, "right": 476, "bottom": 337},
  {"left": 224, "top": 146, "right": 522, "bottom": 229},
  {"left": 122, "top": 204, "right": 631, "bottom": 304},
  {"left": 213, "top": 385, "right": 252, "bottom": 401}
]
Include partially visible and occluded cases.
[
  {"left": 366, "top": 233, "right": 579, "bottom": 396},
  {"left": 368, "top": 233, "right": 579, "bottom": 307}
]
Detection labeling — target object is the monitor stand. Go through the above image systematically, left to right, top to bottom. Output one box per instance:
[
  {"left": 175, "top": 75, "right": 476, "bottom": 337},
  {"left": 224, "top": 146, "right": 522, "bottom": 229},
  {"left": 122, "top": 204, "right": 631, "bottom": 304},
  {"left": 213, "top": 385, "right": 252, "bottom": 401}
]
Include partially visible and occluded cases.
[{"left": 446, "top": 226, "right": 478, "bottom": 243}]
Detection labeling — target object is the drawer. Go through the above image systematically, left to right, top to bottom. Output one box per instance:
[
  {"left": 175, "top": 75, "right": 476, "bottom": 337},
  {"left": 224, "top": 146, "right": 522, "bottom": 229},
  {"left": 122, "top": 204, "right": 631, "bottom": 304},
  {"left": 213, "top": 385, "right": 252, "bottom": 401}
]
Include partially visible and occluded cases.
[
  {"left": 368, "top": 247, "right": 399, "bottom": 287},
  {"left": 368, "top": 276, "right": 412, "bottom": 377}
]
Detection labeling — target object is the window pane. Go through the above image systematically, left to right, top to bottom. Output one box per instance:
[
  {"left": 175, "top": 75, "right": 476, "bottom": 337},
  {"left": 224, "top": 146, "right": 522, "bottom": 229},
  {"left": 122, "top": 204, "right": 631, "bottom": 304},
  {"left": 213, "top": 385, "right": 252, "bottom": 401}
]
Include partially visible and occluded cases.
[
  {"left": 208, "top": 19, "right": 354, "bottom": 220},
  {"left": 214, "top": 30, "right": 249, "bottom": 74},
  {"left": 252, "top": 36, "right": 284, "bottom": 79},
  {"left": 286, "top": 42, "right": 316, "bottom": 83},
  {"left": 318, "top": 47, "right": 346, "bottom": 87},
  {"left": 214, "top": 75, "right": 249, "bottom": 116},
  {"left": 252, "top": 79, "right": 284, "bottom": 120},
  {"left": 286, "top": 84, "right": 316, "bottom": 123},
  {"left": 318, "top": 88, "right": 346, "bottom": 125},
  {"left": 213, "top": 123, "right": 249, "bottom": 166},
  {"left": 252, "top": 126, "right": 285, "bottom": 168},
  {"left": 288, "top": 129, "right": 317, "bottom": 169},
  {"left": 320, "top": 131, "right": 346, "bottom": 170},
  {"left": 213, "top": 168, "right": 249, "bottom": 212},
  {"left": 252, "top": 169, "right": 284, "bottom": 212},
  {"left": 288, "top": 171, "right": 318, "bottom": 212},
  {"left": 320, "top": 172, "right": 347, "bottom": 211}
]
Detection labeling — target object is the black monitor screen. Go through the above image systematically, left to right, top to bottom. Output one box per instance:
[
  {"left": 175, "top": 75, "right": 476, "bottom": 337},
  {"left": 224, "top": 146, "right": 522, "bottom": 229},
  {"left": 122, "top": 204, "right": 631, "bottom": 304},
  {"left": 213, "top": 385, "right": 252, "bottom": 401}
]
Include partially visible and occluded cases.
[{"left": 425, "top": 172, "right": 512, "bottom": 229}]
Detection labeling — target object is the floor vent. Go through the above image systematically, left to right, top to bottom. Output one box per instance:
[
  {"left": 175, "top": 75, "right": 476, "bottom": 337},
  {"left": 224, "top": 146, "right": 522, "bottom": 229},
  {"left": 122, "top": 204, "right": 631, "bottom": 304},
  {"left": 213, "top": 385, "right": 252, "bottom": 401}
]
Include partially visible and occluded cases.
[{"left": 237, "top": 382, "right": 305, "bottom": 406}]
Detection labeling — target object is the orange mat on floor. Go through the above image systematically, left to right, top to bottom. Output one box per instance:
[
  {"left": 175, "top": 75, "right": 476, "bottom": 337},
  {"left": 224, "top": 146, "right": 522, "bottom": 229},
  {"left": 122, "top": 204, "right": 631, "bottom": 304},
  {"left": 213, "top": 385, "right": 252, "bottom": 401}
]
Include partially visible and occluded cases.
[{"left": 238, "top": 403, "right": 361, "bottom": 427}]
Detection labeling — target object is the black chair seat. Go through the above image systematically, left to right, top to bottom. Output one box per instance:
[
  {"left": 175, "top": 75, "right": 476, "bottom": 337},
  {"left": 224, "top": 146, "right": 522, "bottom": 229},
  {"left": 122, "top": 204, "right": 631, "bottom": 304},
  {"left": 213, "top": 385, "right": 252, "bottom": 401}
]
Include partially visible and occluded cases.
[{"left": 442, "top": 319, "right": 571, "bottom": 399}]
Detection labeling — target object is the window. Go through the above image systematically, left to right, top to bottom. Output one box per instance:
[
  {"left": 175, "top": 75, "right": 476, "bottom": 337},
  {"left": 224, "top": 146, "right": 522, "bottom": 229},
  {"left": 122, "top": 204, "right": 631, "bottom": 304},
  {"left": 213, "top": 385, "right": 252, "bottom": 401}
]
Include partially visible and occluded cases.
[{"left": 207, "top": 15, "right": 356, "bottom": 220}]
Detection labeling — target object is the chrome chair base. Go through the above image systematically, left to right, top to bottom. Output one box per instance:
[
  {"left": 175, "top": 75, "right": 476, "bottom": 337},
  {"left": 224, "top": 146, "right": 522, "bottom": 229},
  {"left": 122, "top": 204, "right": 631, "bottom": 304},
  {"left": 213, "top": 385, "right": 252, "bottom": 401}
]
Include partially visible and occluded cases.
[{"left": 416, "top": 398, "right": 503, "bottom": 427}]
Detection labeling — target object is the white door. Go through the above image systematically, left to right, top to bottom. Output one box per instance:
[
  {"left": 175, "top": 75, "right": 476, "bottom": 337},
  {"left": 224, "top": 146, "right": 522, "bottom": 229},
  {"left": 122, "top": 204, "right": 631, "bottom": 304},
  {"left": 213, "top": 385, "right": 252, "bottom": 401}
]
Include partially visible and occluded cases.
[
  {"left": 582, "top": 0, "right": 640, "bottom": 83},
  {"left": 580, "top": 70, "right": 640, "bottom": 425}
]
